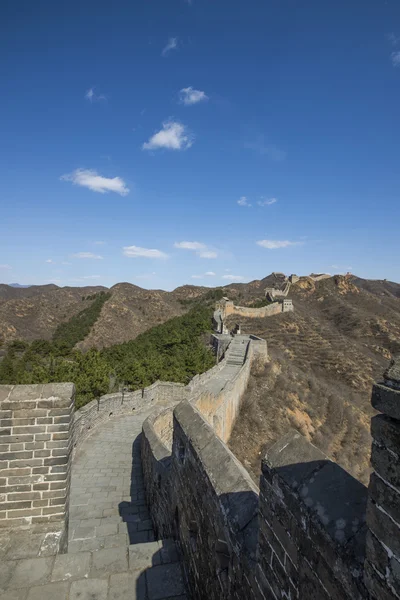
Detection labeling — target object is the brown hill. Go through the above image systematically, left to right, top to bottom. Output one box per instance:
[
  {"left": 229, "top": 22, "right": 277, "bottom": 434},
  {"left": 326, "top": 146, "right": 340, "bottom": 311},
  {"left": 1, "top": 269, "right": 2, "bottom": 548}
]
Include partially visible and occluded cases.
[
  {"left": 227, "top": 275, "right": 400, "bottom": 485},
  {"left": 76, "top": 282, "right": 186, "bottom": 351},
  {"left": 0, "top": 285, "right": 108, "bottom": 346}
]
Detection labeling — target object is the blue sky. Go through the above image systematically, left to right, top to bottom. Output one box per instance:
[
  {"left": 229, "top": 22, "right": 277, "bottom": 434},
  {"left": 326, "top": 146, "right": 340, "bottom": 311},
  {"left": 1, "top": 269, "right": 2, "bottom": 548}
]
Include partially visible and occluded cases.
[{"left": 1, "top": 0, "right": 399, "bottom": 290}]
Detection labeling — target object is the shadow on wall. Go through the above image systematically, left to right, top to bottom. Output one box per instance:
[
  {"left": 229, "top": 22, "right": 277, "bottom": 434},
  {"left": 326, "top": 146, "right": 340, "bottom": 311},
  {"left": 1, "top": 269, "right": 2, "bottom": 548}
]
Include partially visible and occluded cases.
[
  {"left": 118, "top": 434, "right": 156, "bottom": 545},
  {"left": 133, "top": 541, "right": 188, "bottom": 599}
]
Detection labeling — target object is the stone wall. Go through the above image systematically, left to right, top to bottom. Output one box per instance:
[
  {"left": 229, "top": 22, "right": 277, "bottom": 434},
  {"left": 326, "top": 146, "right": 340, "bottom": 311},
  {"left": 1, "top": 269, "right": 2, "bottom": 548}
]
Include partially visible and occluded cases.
[
  {"left": 224, "top": 302, "right": 283, "bottom": 319},
  {"left": 142, "top": 350, "right": 400, "bottom": 599},
  {"left": 364, "top": 366, "right": 400, "bottom": 599},
  {"left": 73, "top": 381, "right": 188, "bottom": 452},
  {"left": 0, "top": 383, "right": 74, "bottom": 550}
]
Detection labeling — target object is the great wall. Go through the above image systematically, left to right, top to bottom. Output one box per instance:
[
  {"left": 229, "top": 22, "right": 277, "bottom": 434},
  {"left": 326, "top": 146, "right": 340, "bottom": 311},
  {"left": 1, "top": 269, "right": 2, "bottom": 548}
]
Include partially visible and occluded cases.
[{"left": 0, "top": 295, "right": 399, "bottom": 600}]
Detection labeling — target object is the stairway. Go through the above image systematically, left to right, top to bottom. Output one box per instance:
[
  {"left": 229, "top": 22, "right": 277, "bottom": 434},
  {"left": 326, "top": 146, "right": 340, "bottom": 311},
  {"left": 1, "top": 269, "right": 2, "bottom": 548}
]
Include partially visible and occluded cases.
[{"left": 226, "top": 336, "right": 250, "bottom": 366}]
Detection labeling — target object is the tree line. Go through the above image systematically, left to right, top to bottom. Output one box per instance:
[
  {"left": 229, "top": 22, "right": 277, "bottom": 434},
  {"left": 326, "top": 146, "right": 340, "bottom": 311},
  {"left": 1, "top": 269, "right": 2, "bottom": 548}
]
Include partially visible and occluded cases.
[{"left": 0, "top": 305, "right": 215, "bottom": 409}]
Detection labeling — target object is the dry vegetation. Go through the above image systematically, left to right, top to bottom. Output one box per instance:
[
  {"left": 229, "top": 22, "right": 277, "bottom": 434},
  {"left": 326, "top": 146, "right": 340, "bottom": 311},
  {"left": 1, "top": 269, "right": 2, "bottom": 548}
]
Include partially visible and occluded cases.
[{"left": 228, "top": 275, "right": 400, "bottom": 486}]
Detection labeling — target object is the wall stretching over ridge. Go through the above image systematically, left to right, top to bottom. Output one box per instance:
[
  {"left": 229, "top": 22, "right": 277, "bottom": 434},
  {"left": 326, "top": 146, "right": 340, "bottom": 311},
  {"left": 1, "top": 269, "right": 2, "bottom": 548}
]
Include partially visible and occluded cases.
[{"left": 142, "top": 346, "right": 400, "bottom": 598}]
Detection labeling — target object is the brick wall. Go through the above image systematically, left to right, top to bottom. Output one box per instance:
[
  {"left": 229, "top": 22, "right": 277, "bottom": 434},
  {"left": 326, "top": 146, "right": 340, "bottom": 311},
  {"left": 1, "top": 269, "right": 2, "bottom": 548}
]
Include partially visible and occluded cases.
[
  {"left": 364, "top": 367, "right": 400, "bottom": 599},
  {"left": 0, "top": 383, "right": 74, "bottom": 539}
]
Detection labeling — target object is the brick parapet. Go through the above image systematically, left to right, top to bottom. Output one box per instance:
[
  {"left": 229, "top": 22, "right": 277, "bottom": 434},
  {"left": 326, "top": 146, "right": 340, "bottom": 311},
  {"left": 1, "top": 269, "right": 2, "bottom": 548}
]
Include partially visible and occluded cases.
[
  {"left": 365, "top": 370, "right": 400, "bottom": 600},
  {"left": 0, "top": 382, "right": 74, "bottom": 543}
]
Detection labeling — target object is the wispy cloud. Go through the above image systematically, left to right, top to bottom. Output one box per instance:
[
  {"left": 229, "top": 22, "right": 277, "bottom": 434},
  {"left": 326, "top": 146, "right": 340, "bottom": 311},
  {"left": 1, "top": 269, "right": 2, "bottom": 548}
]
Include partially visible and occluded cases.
[
  {"left": 387, "top": 33, "right": 400, "bottom": 47},
  {"left": 162, "top": 37, "right": 178, "bottom": 57},
  {"left": 391, "top": 51, "right": 400, "bottom": 67},
  {"left": 179, "top": 87, "right": 208, "bottom": 105},
  {"left": 85, "top": 88, "right": 107, "bottom": 103},
  {"left": 143, "top": 121, "right": 193, "bottom": 151},
  {"left": 244, "top": 136, "right": 286, "bottom": 161},
  {"left": 61, "top": 169, "right": 129, "bottom": 196},
  {"left": 237, "top": 196, "right": 252, "bottom": 207},
  {"left": 258, "top": 197, "right": 277, "bottom": 206},
  {"left": 256, "top": 240, "right": 301, "bottom": 249},
  {"left": 174, "top": 241, "right": 206, "bottom": 250},
  {"left": 174, "top": 241, "right": 218, "bottom": 259},
  {"left": 123, "top": 245, "right": 168, "bottom": 259},
  {"left": 198, "top": 251, "right": 217, "bottom": 259},
  {"left": 72, "top": 252, "right": 104, "bottom": 260},
  {"left": 45, "top": 259, "right": 55, "bottom": 264},
  {"left": 0, "top": 264, "right": 11, "bottom": 270},
  {"left": 330, "top": 265, "right": 352, "bottom": 272},
  {"left": 191, "top": 271, "right": 216, "bottom": 279},
  {"left": 135, "top": 272, "right": 156, "bottom": 279},
  {"left": 222, "top": 274, "right": 245, "bottom": 282}
]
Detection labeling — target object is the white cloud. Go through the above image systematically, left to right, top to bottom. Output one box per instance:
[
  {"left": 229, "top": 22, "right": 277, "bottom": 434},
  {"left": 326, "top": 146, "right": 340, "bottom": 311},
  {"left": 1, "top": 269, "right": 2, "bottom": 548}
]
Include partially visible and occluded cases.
[
  {"left": 162, "top": 37, "right": 178, "bottom": 57},
  {"left": 391, "top": 51, "right": 400, "bottom": 67},
  {"left": 179, "top": 87, "right": 208, "bottom": 105},
  {"left": 85, "top": 88, "right": 107, "bottom": 102},
  {"left": 143, "top": 121, "right": 193, "bottom": 151},
  {"left": 244, "top": 137, "right": 286, "bottom": 161},
  {"left": 60, "top": 169, "right": 129, "bottom": 196},
  {"left": 237, "top": 196, "right": 251, "bottom": 207},
  {"left": 257, "top": 197, "right": 277, "bottom": 206},
  {"left": 174, "top": 240, "right": 217, "bottom": 258},
  {"left": 256, "top": 240, "right": 300, "bottom": 249},
  {"left": 174, "top": 241, "right": 206, "bottom": 250},
  {"left": 123, "top": 245, "right": 168, "bottom": 259},
  {"left": 198, "top": 251, "right": 217, "bottom": 259},
  {"left": 72, "top": 252, "right": 104, "bottom": 259},
  {"left": 45, "top": 259, "right": 55, "bottom": 264},
  {"left": 0, "top": 264, "right": 11, "bottom": 270},
  {"left": 205, "top": 271, "right": 216, "bottom": 276},
  {"left": 222, "top": 274, "right": 245, "bottom": 282}
]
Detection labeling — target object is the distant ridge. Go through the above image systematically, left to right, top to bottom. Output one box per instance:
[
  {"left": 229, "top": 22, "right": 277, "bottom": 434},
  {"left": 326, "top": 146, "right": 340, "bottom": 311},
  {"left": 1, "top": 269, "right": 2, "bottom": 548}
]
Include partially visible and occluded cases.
[{"left": 9, "top": 283, "right": 31, "bottom": 288}]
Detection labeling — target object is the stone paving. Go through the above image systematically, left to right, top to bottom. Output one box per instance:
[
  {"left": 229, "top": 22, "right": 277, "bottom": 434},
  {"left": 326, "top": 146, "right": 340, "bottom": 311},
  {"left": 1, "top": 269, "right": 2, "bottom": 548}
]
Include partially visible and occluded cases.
[{"left": 0, "top": 410, "right": 188, "bottom": 600}]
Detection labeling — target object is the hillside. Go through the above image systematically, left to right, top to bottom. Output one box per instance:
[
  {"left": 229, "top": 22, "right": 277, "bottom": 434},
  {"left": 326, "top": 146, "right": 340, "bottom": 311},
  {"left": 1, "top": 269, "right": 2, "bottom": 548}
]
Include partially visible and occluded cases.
[{"left": 227, "top": 275, "right": 400, "bottom": 485}]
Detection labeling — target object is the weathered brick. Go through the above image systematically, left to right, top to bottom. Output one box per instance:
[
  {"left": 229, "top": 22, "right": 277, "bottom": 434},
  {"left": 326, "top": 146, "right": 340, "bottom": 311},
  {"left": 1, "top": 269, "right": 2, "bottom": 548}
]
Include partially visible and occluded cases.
[
  {"left": 372, "top": 383, "right": 400, "bottom": 420},
  {"left": 48, "top": 408, "right": 72, "bottom": 417},
  {"left": 12, "top": 409, "right": 48, "bottom": 418},
  {"left": 0, "top": 410, "right": 12, "bottom": 418},
  {"left": 371, "top": 414, "right": 400, "bottom": 455},
  {"left": 53, "top": 416, "right": 70, "bottom": 424},
  {"left": 36, "top": 417, "right": 53, "bottom": 425},
  {"left": 10, "top": 418, "right": 36, "bottom": 426},
  {"left": 0, "top": 419, "right": 12, "bottom": 427},
  {"left": 47, "top": 424, "right": 69, "bottom": 433},
  {"left": 12, "top": 426, "right": 47, "bottom": 434},
  {"left": 0, "top": 428, "right": 11, "bottom": 436},
  {"left": 52, "top": 433, "right": 69, "bottom": 440},
  {"left": 0, "top": 434, "right": 34, "bottom": 443},
  {"left": 34, "top": 434, "right": 51, "bottom": 441},
  {"left": 45, "top": 440, "right": 69, "bottom": 449},
  {"left": 25, "top": 441, "right": 45, "bottom": 450},
  {"left": 9, "top": 443, "right": 24, "bottom": 451},
  {"left": 371, "top": 443, "right": 400, "bottom": 490},
  {"left": 0, "top": 444, "right": 10, "bottom": 452},
  {"left": 52, "top": 449, "right": 68, "bottom": 457},
  {"left": 34, "top": 450, "right": 51, "bottom": 458},
  {"left": 1, "top": 451, "right": 33, "bottom": 461},
  {"left": 44, "top": 456, "right": 68, "bottom": 466},
  {"left": 9, "top": 458, "right": 43, "bottom": 468},
  {"left": 32, "top": 466, "right": 49, "bottom": 474},
  {"left": 0, "top": 467, "right": 31, "bottom": 477},
  {"left": 369, "top": 472, "right": 400, "bottom": 525},
  {"left": 44, "top": 473, "right": 67, "bottom": 482},
  {"left": 50, "top": 481, "right": 66, "bottom": 490},
  {"left": 33, "top": 483, "right": 49, "bottom": 490},
  {"left": 0, "top": 484, "right": 31, "bottom": 493},
  {"left": 43, "top": 489, "right": 66, "bottom": 499},
  {"left": 8, "top": 491, "right": 41, "bottom": 501},
  {"left": 50, "top": 495, "right": 67, "bottom": 506},
  {"left": 33, "top": 499, "right": 49, "bottom": 508},
  {"left": 367, "top": 499, "right": 400, "bottom": 557},
  {"left": 2, "top": 500, "right": 32, "bottom": 510},
  {"left": 42, "top": 506, "right": 65, "bottom": 515},
  {"left": 8, "top": 507, "right": 43, "bottom": 518}
]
